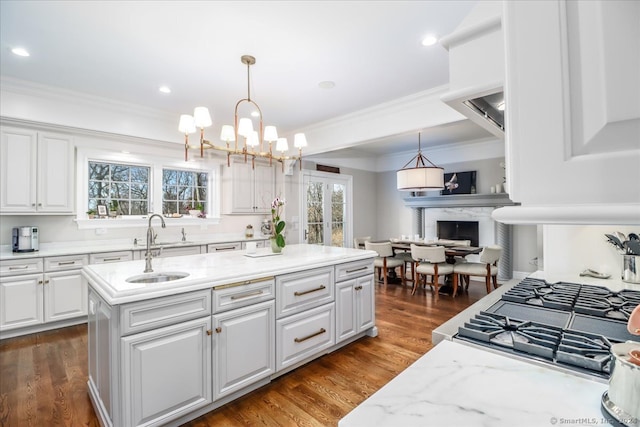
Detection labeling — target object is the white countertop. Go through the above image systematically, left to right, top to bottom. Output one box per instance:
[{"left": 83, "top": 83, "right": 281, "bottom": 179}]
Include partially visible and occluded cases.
[
  {"left": 0, "top": 234, "right": 271, "bottom": 260},
  {"left": 83, "top": 244, "right": 376, "bottom": 305},
  {"left": 339, "top": 340, "right": 608, "bottom": 427}
]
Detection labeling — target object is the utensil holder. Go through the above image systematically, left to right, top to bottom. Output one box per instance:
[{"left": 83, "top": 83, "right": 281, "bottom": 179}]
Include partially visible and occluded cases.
[{"left": 622, "top": 255, "right": 640, "bottom": 284}]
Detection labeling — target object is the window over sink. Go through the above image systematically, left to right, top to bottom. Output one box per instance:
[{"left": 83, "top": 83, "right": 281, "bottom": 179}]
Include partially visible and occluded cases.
[{"left": 75, "top": 148, "right": 220, "bottom": 229}]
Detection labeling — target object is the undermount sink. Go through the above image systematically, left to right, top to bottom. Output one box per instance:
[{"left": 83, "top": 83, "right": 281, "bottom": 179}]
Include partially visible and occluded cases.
[{"left": 125, "top": 272, "right": 190, "bottom": 284}]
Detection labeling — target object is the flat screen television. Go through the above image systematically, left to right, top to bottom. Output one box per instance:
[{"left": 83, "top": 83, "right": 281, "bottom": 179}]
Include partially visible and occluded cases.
[{"left": 441, "top": 171, "right": 476, "bottom": 195}]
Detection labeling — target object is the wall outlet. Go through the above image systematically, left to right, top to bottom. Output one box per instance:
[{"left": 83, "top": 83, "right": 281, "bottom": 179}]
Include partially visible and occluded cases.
[{"left": 95, "top": 228, "right": 107, "bottom": 235}]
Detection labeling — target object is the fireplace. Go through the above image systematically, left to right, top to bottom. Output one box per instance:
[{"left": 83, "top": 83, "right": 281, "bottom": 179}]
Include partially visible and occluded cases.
[{"left": 437, "top": 220, "right": 479, "bottom": 247}]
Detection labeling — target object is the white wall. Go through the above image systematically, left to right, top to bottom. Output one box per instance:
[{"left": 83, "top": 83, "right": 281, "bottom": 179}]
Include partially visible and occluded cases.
[{"left": 543, "top": 225, "right": 639, "bottom": 277}]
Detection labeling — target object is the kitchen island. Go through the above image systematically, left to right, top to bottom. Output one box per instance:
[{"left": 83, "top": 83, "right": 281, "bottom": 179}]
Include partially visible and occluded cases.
[{"left": 83, "top": 244, "right": 377, "bottom": 427}]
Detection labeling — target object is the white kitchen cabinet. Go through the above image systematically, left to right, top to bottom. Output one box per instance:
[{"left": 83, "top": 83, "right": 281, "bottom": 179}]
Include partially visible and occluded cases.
[
  {"left": 501, "top": 1, "right": 640, "bottom": 214},
  {"left": 0, "top": 127, "right": 74, "bottom": 214},
  {"left": 221, "top": 158, "right": 275, "bottom": 214},
  {"left": 207, "top": 242, "right": 242, "bottom": 253},
  {"left": 90, "top": 251, "right": 133, "bottom": 264},
  {"left": 0, "top": 255, "right": 88, "bottom": 336},
  {"left": 43, "top": 255, "right": 88, "bottom": 323},
  {"left": 335, "top": 259, "right": 375, "bottom": 343},
  {"left": 275, "top": 266, "right": 334, "bottom": 319},
  {"left": 0, "top": 272, "right": 43, "bottom": 331},
  {"left": 336, "top": 275, "right": 375, "bottom": 342},
  {"left": 88, "top": 289, "right": 114, "bottom": 423},
  {"left": 213, "top": 300, "right": 275, "bottom": 399},
  {"left": 276, "top": 302, "right": 335, "bottom": 372},
  {"left": 121, "top": 316, "right": 212, "bottom": 427}
]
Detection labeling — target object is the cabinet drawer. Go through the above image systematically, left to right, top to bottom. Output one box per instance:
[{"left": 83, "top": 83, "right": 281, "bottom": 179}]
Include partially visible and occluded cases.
[
  {"left": 241, "top": 240, "right": 268, "bottom": 249},
  {"left": 207, "top": 242, "right": 241, "bottom": 253},
  {"left": 157, "top": 245, "right": 201, "bottom": 258},
  {"left": 89, "top": 251, "right": 133, "bottom": 264},
  {"left": 44, "top": 254, "right": 88, "bottom": 271},
  {"left": 0, "top": 258, "right": 43, "bottom": 277},
  {"left": 335, "top": 259, "right": 374, "bottom": 282},
  {"left": 276, "top": 267, "right": 334, "bottom": 319},
  {"left": 213, "top": 278, "right": 275, "bottom": 313},
  {"left": 120, "top": 289, "right": 211, "bottom": 336},
  {"left": 276, "top": 302, "right": 335, "bottom": 371}
]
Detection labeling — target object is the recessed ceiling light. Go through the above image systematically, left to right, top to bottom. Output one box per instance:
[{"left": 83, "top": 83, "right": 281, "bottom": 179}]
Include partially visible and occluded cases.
[
  {"left": 421, "top": 35, "right": 438, "bottom": 47},
  {"left": 11, "top": 47, "right": 30, "bottom": 57},
  {"left": 318, "top": 81, "right": 335, "bottom": 89},
  {"left": 159, "top": 86, "right": 171, "bottom": 94}
]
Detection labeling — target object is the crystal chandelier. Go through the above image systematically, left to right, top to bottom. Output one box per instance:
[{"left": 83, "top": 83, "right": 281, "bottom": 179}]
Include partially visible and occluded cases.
[{"left": 178, "top": 55, "right": 307, "bottom": 171}]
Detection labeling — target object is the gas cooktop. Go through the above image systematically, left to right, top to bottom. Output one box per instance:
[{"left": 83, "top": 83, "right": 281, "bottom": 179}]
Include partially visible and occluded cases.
[{"left": 455, "top": 278, "right": 640, "bottom": 380}]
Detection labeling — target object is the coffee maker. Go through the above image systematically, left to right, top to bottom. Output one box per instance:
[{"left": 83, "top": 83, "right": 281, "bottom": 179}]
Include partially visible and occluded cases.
[{"left": 12, "top": 226, "right": 39, "bottom": 252}]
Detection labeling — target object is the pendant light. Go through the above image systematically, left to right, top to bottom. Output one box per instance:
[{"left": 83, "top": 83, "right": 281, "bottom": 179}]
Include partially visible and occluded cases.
[{"left": 396, "top": 132, "right": 444, "bottom": 191}]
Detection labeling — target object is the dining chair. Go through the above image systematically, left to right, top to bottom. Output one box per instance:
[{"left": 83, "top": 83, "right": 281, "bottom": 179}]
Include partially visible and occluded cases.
[
  {"left": 353, "top": 236, "right": 371, "bottom": 249},
  {"left": 364, "top": 241, "right": 405, "bottom": 287},
  {"left": 410, "top": 244, "right": 454, "bottom": 299},
  {"left": 453, "top": 245, "right": 502, "bottom": 295}
]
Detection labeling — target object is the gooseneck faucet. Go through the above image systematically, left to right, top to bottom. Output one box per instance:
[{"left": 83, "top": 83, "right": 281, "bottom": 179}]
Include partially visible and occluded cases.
[{"left": 144, "top": 214, "right": 166, "bottom": 273}]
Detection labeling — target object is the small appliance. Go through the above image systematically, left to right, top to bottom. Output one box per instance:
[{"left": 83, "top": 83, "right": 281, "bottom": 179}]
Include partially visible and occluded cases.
[{"left": 12, "top": 226, "right": 39, "bottom": 252}]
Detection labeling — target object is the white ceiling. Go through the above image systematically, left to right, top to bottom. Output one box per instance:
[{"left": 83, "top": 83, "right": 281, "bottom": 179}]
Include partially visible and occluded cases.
[{"left": 0, "top": 0, "right": 489, "bottom": 156}]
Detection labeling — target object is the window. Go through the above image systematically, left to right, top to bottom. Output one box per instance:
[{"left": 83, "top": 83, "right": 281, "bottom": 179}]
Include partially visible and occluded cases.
[
  {"left": 88, "top": 161, "right": 150, "bottom": 215},
  {"left": 162, "top": 169, "right": 208, "bottom": 214}
]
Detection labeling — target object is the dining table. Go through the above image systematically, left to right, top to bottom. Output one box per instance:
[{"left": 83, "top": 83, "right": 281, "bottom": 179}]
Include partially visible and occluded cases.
[
  {"left": 389, "top": 239, "right": 483, "bottom": 292},
  {"left": 390, "top": 239, "right": 483, "bottom": 261}
]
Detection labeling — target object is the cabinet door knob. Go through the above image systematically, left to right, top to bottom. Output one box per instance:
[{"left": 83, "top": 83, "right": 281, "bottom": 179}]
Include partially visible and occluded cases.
[
  {"left": 215, "top": 327, "right": 222, "bottom": 333},
  {"left": 206, "top": 330, "right": 213, "bottom": 336}
]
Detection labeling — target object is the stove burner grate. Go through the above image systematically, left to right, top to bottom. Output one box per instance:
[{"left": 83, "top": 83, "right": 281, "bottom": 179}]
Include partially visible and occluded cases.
[
  {"left": 501, "top": 278, "right": 580, "bottom": 311},
  {"left": 575, "top": 285, "right": 640, "bottom": 321},
  {"left": 458, "top": 312, "right": 562, "bottom": 360},
  {"left": 556, "top": 330, "right": 614, "bottom": 374}
]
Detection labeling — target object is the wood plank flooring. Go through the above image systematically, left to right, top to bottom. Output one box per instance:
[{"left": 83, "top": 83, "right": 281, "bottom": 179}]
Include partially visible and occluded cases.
[{"left": 0, "top": 281, "right": 487, "bottom": 427}]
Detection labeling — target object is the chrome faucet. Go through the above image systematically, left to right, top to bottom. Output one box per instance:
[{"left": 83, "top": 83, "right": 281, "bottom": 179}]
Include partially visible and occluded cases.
[{"left": 144, "top": 214, "right": 166, "bottom": 273}]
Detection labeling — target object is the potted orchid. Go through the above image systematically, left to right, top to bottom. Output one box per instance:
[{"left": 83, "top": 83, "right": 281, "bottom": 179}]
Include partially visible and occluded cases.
[{"left": 270, "top": 197, "right": 286, "bottom": 253}]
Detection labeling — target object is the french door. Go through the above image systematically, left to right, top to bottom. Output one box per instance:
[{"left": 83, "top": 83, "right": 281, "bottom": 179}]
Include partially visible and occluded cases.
[{"left": 301, "top": 171, "right": 352, "bottom": 247}]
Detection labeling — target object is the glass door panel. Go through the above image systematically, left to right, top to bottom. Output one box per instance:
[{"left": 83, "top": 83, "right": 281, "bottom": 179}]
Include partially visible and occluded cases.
[{"left": 302, "top": 173, "right": 351, "bottom": 248}]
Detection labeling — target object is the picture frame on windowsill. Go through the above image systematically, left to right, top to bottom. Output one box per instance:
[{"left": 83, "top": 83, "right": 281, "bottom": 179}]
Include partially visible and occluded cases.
[{"left": 97, "top": 205, "right": 108, "bottom": 217}]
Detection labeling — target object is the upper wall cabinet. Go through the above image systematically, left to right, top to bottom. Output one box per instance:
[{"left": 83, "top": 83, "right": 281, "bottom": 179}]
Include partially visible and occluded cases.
[
  {"left": 503, "top": 1, "right": 640, "bottom": 210},
  {"left": 1, "top": 127, "right": 75, "bottom": 214},
  {"left": 221, "top": 158, "right": 275, "bottom": 214}
]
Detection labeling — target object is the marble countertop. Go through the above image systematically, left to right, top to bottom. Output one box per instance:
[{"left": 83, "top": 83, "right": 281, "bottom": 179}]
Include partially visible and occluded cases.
[
  {"left": 0, "top": 234, "right": 271, "bottom": 260},
  {"left": 83, "top": 244, "right": 376, "bottom": 305},
  {"left": 339, "top": 340, "right": 608, "bottom": 427}
]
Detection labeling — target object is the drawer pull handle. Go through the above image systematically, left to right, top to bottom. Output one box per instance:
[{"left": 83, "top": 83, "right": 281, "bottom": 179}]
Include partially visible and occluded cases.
[
  {"left": 215, "top": 247, "right": 236, "bottom": 251},
  {"left": 103, "top": 257, "right": 122, "bottom": 262},
  {"left": 57, "top": 261, "right": 77, "bottom": 266},
  {"left": 9, "top": 265, "right": 30, "bottom": 270},
  {"left": 346, "top": 266, "right": 368, "bottom": 273},
  {"left": 294, "top": 285, "right": 326, "bottom": 297},
  {"left": 230, "top": 290, "right": 264, "bottom": 300},
  {"left": 294, "top": 328, "right": 326, "bottom": 343}
]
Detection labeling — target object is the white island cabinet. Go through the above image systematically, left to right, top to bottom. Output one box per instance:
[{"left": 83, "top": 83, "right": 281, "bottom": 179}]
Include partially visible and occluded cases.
[{"left": 82, "top": 244, "right": 376, "bottom": 427}]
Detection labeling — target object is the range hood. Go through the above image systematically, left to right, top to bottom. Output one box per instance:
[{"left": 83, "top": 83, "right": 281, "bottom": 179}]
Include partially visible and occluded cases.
[{"left": 440, "top": 84, "right": 505, "bottom": 139}]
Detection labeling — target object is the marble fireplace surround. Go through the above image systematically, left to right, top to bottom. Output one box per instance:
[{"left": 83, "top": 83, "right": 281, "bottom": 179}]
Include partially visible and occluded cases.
[{"left": 404, "top": 194, "right": 517, "bottom": 279}]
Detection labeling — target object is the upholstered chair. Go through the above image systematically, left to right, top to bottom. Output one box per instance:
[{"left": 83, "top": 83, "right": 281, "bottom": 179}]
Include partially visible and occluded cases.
[
  {"left": 353, "top": 236, "right": 371, "bottom": 249},
  {"left": 364, "top": 241, "right": 405, "bottom": 287},
  {"left": 410, "top": 244, "right": 454, "bottom": 299},
  {"left": 453, "top": 245, "right": 502, "bottom": 294}
]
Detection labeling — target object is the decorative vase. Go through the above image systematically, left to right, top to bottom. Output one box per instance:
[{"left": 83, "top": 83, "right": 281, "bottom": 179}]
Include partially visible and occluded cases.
[{"left": 270, "top": 237, "right": 282, "bottom": 254}]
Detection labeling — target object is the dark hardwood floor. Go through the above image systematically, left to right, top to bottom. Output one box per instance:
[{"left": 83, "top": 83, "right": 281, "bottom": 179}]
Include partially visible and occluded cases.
[{"left": 0, "top": 280, "right": 487, "bottom": 427}]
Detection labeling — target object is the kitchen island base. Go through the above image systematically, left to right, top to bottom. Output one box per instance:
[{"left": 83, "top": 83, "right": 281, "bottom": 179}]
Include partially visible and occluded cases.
[{"left": 83, "top": 245, "right": 376, "bottom": 427}]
